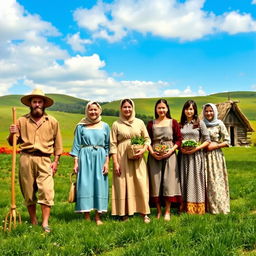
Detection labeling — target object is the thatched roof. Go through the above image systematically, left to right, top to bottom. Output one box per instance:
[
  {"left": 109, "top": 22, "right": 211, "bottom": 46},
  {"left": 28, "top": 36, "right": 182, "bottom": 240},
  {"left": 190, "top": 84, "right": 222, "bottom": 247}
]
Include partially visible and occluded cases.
[{"left": 215, "top": 101, "right": 254, "bottom": 132}]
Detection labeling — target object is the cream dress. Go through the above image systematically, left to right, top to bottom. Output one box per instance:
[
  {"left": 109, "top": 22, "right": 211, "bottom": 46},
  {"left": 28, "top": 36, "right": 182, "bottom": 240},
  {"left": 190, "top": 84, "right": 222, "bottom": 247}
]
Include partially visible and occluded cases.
[
  {"left": 110, "top": 118, "right": 151, "bottom": 216},
  {"left": 204, "top": 122, "right": 230, "bottom": 214}
]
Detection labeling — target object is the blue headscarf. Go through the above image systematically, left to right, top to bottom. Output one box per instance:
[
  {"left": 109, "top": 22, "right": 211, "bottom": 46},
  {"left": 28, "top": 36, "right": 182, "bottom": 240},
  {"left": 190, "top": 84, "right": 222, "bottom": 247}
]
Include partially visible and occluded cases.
[{"left": 203, "top": 103, "right": 222, "bottom": 127}]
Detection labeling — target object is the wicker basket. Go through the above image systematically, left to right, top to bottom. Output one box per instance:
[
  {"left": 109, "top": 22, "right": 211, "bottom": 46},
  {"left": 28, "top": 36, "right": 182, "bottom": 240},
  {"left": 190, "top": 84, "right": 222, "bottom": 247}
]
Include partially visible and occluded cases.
[
  {"left": 127, "top": 144, "right": 144, "bottom": 160},
  {"left": 154, "top": 144, "right": 170, "bottom": 155},
  {"left": 182, "top": 146, "right": 196, "bottom": 151}
]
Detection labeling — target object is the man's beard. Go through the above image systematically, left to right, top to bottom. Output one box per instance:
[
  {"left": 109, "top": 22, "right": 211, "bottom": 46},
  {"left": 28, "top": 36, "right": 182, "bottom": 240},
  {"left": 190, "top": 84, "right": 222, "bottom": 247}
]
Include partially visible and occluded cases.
[{"left": 30, "top": 106, "right": 45, "bottom": 118}]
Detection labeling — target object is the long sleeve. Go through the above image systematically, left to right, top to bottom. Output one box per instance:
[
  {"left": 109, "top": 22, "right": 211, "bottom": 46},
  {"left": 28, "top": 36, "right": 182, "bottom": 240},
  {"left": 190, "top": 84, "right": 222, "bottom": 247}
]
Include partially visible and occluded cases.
[
  {"left": 7, "top": 118, "right": 22, "bottom": 146},
  {"left": 172, "top": 119, "right": 182, "bottom": 148},
  {"left": 199, "top": 120, "right": 210, "bottom": 143},
  {"left": 53, "top": 121, "right": 63, "bottom": 156},
  {"left": 219, "top": 121, "right": 230, "bottom": 146},
  {"left": 110, "top": 122, "right": 118, "bottom": 155},
  {"left": 104, "top": 123, "right": 110, "bottom": 155},
  {"left": 70, "top": 125, "right": 82, "bottom": 157}
]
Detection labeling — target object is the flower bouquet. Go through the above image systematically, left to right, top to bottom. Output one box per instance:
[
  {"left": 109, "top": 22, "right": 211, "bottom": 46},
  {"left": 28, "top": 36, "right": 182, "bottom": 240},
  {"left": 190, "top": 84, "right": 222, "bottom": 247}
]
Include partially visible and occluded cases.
[
  {"left": 127, "top": 136, "right": 146, "bottom": 160},
  {"left": 181, "top": 139, "right": 198, "bottom": 151},
  {"left": 154, "top": 144, "right": 170, "bottom": 155}
]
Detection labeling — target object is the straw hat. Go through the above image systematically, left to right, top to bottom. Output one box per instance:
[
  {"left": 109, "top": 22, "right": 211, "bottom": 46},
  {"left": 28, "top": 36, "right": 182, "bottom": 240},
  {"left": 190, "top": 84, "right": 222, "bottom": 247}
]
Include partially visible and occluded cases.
[{"left": 21, "top": 88, "right": 54, "bottom": 108}]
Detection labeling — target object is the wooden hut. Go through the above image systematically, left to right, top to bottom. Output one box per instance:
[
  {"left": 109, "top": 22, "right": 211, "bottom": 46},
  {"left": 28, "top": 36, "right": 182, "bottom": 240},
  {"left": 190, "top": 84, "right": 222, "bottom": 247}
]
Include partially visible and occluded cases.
[{"left": 214, "top": 101, "right": 254, "bottom": 146}]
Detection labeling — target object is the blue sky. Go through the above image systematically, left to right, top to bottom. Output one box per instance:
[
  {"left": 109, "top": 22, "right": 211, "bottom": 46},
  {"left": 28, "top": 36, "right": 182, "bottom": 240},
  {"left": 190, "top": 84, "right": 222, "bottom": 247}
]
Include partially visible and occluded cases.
[{"left": 1, "top": 0, "right": 256, "bottom": 101}]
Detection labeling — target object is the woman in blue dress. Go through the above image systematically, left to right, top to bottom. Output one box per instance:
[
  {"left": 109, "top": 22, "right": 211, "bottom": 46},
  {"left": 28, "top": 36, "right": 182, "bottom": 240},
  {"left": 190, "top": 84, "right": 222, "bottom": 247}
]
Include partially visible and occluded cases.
[{"left": 70, "top": 101, "right": 110, "bottom": 225}]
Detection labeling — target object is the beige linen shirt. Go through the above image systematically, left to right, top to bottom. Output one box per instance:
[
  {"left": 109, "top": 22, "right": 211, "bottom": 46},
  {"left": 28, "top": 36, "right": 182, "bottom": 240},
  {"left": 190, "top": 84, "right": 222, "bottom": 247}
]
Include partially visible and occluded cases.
[{"left": 8, "top": 113, "right": 63, "bottom": 156}]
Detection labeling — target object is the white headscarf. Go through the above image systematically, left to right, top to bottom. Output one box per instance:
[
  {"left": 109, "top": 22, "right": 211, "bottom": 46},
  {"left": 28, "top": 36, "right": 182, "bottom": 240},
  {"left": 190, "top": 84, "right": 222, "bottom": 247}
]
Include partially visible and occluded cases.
[
  {"left": 77, "top": 101, "right": 102, "bottom": 126},
  {"left": 203, "top": 103, "right": 222, "bottom": 127}
]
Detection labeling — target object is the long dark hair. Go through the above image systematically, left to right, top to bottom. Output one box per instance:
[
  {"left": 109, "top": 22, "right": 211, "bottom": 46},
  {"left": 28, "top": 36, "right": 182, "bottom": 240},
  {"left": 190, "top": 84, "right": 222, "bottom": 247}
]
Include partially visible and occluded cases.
[
  {"left": 154, "top": 99, "right": 171, "bottom": 119},
  {"left": 180, "top": 100, "right": 200, "bottom": 128}
]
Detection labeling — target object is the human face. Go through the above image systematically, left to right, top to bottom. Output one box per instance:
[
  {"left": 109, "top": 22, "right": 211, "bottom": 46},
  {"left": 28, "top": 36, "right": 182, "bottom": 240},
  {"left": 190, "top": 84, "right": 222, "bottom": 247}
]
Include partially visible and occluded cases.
[
  {"left": 30, "top": 97, "right": 45, "bottom": 118},
  {"left": 121, "top": 101, "right": 133, "bottom": 119},
  {"left": 156, "top": 102, "right": 168, "bottom": 118},
  {"left": 88, "top": 104, "right": 100, "bottom": 120},
  {"left": 184, "top": 104, "right": 195, "bottom": 120},
  {"left": 204, "top": 106, "right": 214, "bottom": 121}
]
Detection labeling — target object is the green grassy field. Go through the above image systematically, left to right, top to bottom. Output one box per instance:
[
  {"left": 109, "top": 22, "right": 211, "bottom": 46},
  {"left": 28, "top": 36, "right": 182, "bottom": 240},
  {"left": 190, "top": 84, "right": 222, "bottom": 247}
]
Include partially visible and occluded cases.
[
  {"left": 1, "top": 91, "right": 255, "bottom": 149},
  {"left": 0, "top": 147, "right": 255, "bottom": 256}
]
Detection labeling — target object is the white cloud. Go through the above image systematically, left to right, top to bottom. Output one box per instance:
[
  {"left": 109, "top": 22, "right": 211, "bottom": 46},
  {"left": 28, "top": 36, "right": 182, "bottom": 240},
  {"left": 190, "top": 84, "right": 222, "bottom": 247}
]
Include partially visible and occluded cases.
[
  {"left": 0, "top": 0, "right": 209, "bottom": 101},
  {"left": 0, "top": 0, "right": 59, "bottom": 42},
  {"left": 0, "top": 0, "right": 67, "bottom": 83},
  {"left": 73, "top": 0, "right": 256, "bottom": 42},
  {"left": 252, "top": 0, "right": 256, "bottom": 4},
  {"left": 74, "top": 3, "right": 109, "bottom": 31},
  {"left": 219, "top": 11, "right": 256, "bottom": 34},
  {"left": 67, "top": 32, "right": 92, "bottom": 53},
  {"left": 30, "top": 54, "right": 106, "bottom": 83},
  {"left": 112, "top": 72, "right": 124, "bottom": 77},
  {"left": 25, "top": 78, "right": 170, "bottom": 102},
  {"left": 0, "top": 79, "right": 16, "bottom": 96},
  {"left": 251, "top": 84, "right": 256, "bottom": 90},
  {"left": 163, "top": 86, "right": 206, "bottom": 97},
  {"left": 197, "top": 86, "right": 206, "bottom": 96}
]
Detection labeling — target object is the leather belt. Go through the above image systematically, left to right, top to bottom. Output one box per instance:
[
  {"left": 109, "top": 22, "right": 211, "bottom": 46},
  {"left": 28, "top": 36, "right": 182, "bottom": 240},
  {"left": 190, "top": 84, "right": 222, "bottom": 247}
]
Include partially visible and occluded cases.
[{"left": 21, "top": 150, "right": 51, "bottom": 157}]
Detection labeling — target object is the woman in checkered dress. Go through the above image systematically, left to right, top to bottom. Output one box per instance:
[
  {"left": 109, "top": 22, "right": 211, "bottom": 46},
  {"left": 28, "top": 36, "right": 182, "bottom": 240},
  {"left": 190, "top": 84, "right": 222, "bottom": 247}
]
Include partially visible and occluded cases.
[{"left": 179, "top": 100, "right": 210, "bottom": 214}]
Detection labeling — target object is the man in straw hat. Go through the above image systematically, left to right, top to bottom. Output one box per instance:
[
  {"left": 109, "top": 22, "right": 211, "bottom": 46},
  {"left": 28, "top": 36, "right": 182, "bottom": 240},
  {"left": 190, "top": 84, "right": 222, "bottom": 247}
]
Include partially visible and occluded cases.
[{"left": 8, "top": 88, "right": 63, "bottom": 232}]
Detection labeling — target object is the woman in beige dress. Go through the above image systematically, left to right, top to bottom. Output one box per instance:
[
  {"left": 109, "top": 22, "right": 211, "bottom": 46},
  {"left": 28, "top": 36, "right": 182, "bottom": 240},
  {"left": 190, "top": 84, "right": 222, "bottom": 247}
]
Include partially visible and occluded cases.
[
  {"left": 110, "top": 99, "right": 151, "bottom": 223},
  {"left": 203, "top": 103, "right": 230, "bottom": 214}
]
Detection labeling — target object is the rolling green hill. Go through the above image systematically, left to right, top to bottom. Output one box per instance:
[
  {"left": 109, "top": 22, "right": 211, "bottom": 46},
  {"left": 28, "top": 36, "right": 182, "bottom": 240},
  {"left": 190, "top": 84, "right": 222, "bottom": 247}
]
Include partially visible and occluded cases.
[
  {"left": 0, "top": 91, "right": 255, "bottom": 150},
  {"left": 102, "top": 91, "right": 256, "bottom": 120},
  {"left": 0, "top": 94, "right": 88, "bottom": 106},
  {"left": 0, "top": 94, "right": 89, "bottom": 114},
  {"left": 0, "top": 106, "right": 118, "bottom": 151}
]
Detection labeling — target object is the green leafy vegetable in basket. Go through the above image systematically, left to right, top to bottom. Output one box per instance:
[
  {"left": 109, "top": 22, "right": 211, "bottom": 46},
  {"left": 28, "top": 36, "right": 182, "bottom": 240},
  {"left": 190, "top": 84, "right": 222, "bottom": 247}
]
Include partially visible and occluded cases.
[
  {"left": 130, "top": 136, "right": 146, "bottom": 145},
  {"left": 182, "top": 139, "right": 198, "bottom": 147}
]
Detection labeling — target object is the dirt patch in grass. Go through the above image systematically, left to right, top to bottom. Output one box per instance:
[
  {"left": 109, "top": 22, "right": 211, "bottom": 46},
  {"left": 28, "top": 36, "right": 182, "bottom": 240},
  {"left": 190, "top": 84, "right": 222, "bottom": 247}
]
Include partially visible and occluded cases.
[{"left": 238, "top": 248, "right": 256, "bottom": 256}]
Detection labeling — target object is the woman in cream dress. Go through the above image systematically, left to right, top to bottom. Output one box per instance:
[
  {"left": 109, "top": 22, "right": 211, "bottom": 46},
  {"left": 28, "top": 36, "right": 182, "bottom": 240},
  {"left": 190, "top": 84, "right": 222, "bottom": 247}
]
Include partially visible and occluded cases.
[
  {"left": 110, "top": 99, "right": 151, "bottom": 223},
  {"left": 203, "top": 103, "right": 230, "bottom": 214}
]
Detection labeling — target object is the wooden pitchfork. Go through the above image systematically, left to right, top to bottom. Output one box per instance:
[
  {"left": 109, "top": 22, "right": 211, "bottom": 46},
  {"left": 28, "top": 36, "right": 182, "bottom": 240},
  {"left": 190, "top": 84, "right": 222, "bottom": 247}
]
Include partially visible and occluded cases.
[{"left": 4, "top": 107, "right": 22, "bottom": 231}]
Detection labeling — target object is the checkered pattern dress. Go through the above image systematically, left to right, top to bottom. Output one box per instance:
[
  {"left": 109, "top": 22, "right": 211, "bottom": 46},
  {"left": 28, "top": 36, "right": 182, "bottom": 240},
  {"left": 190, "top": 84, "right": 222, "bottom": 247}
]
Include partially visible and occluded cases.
[{"left": 179, "top": 120, "right": 210, "bottom": 214}]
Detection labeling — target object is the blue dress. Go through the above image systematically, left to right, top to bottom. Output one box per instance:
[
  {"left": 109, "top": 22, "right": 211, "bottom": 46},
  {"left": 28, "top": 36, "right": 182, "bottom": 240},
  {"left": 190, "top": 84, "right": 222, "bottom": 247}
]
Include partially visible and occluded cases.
[{"left": 70, "top": 122, "right": 110, "bottom": 212}]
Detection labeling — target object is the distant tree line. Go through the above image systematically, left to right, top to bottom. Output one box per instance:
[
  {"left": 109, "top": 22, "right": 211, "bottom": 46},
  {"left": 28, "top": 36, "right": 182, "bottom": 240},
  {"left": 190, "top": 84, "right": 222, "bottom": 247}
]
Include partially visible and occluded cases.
[
  {"left": 49, "top": 101, "right": 108, "bottom": 114},
  {"left": 49, "top": 102, "right": 86, "bottom": 114},
  {"left": 49, "top": 104, "right": 153, "bottom": 124},
  {"left": 102, "top": 108, "right": 153, "bottom": 124}
]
